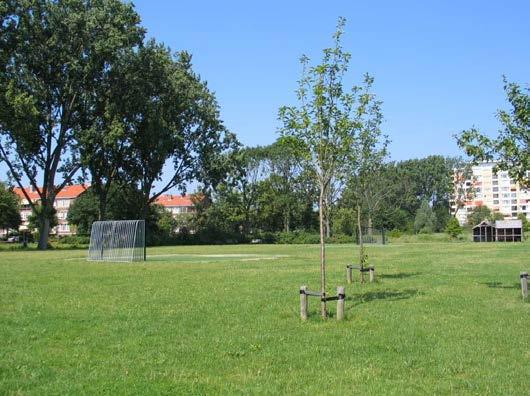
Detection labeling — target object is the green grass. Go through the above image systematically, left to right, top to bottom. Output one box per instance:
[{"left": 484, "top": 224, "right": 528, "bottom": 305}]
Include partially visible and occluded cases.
[{"left": 1, "top": 242, "right": 529, "bottom": 394}]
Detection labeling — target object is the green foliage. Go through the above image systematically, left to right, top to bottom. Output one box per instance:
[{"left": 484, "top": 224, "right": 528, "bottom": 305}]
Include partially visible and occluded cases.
[
  {"left": 457, "top": 79, "right": 529, "bottom": 188},
  {"left": 340, "top": 156, "right": 459, "bottom": 233},
  {"left": 0, "top": 182, "right": 21, "bottom": 230},
  {"left": 66, "top": 191, "right": 99, "bottom": 235},
  {"left": 414, "top": 200, "right": 437, "bottom": 234},
  {"left": 28, "top": 205, "right": 58, "bottom": 232},
  {"left": 466, "top": 205, "right": 502, "bottom": 226},
  {"left": 332, "top": 207, "right": 356, "bottom": 236},
  {"left": 517, "top": 213, "right": 529, "bottom": 233},
  {"left": 445, "top": 217, "right": 463, "bottom": 238},
  {"left": 388, "top": 229, "right": 402, "bottom": 238},
  {"left": 275, "top": 230, "right": 320, "bottom": 244}
]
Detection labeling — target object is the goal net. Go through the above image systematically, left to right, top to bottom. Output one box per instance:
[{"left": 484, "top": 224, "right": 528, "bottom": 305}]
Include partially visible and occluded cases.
[{"left": 87, "top": 220, "right": 145, "bottom": 262}]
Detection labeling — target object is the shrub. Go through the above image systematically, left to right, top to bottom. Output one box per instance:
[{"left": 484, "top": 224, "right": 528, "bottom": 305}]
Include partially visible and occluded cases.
[
  {"left": 445, "top": 217, "right": 463, "bottom": 239},
  {"left": 388, "top": 229, "right": 402, "bottom": 238},
  {"left": 275, "top": 231, "right": 320, "bottom": 244}
]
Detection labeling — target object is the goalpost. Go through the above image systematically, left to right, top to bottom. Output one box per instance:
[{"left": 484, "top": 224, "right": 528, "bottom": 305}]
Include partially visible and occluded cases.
[{"left": 87, "top": 220, "right": 146, "bottom": 262}]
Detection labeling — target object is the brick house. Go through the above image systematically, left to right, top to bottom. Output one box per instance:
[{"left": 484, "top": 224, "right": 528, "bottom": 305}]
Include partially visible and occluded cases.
[
  {"left": 13, "top": 185, "right": 88, "bottom": 236},
  {"left": 154, "top": 194, "right": 196, "bottom": 216}
]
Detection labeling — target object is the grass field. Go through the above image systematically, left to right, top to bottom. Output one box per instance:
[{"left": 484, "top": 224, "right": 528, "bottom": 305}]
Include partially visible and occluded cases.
[{"left": 1, "top": 241, "right": 529, "bottom": 394}]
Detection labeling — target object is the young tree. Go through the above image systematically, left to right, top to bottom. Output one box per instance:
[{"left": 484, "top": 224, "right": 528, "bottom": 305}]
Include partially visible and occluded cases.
[
  {"left": 0, "top": 0, "right": 144, "bottom": 249},
  {"left": 279, "top": 18, "right": 382, "bottom": 318},
  {"left": 457, "top": 79, "right": 529, "bottom": 188}
]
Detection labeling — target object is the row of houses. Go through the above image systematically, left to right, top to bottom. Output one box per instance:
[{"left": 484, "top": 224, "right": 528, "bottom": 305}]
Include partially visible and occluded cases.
[{"left": 10, "top": 185, "right": 195, "bottom": 236}]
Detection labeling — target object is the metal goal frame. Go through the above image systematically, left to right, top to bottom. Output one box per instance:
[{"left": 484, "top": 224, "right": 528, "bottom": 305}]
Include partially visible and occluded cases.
[{"left": 87, "top": 220, "right": 145, "bottom": 262}]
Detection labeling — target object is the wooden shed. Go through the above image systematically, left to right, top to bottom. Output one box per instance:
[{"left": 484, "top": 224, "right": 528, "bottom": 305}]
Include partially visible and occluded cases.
[
  {"left": 473, "top": 219, "right": 524, "bottom": 242},
  {"left": 473, "top": 220, "right": 495, "bottom": 242},
  {"left": 495, "top": 220, "right": 523, "bottom": 242}
]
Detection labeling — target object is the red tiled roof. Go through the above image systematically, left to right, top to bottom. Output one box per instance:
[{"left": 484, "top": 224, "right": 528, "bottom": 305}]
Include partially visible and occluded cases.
[
  {"left": 13, "top": 184, "right": 88, "bottom": 201},
  {"left": 155, "top": 194, "right": 195, "bottom": 207}
]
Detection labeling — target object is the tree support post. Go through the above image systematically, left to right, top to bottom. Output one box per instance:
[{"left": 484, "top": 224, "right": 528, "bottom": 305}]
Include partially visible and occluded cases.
[
  {"left": 347, "top": 265, "right": 353, "bottom": 284},
  {"left": 369, "top": 266, "right": 375, "bottom": 283},
  {"left": 521, "top": 272, "right": 528, "bottom": 301},
  {"left": 300, "top": 285, "right": 308, "bottom": 320},
  {"left": 336, "top": 286, "right": 345, "bottom": 321}
]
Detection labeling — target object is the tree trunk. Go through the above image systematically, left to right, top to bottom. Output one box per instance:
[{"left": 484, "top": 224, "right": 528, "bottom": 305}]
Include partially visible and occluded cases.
[
  {"left": 319, "top": 186, "right": 327, "bottom": 318},
  {"left": 98, "top": 189, "right": 108, "bottom": 221},
  {"left": 357, "top": 204, "right": 365, "bottom": 283},
  {"left": 284, "top": 211, "right": 290, "bottom": 233},
  {"left": 368, "top": 215, "right": 373, "bottom": 238},
  {"left": 37, "top": 216, "right": 50, "bottom": 250},
  {"left": 325, "top": 216, "right": 331, "bottom": 239}
]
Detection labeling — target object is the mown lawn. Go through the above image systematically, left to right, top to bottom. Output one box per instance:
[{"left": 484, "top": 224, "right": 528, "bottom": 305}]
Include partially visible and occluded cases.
[{"left": 1, "top": 241, "right": 529, "bottom": 394}]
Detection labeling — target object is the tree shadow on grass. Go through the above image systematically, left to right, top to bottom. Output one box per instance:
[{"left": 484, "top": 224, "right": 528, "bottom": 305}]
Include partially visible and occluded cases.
[
  {"left": 379, "top": 272, "right": 421, "bottom": 279},
  {"left": 482, "top": 281, "right": 520, "bottom": 290},
  {"left": 345, "top": 289, "right": 421, "bottom": 310}
]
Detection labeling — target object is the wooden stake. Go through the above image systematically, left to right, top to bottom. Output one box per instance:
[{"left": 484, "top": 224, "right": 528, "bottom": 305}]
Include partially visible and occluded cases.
[
  {"left": 347, "top": 265, "right": 353, "bottom": 284},
  {"left": 369, "top": 266, "right": 375, "bottom": 283},
  {"left": 521, "top": 272, "right": 528, "bottom": 300},
  {"left": 300, "top": 285, "right": 308, "bottom": 320},
  {"left": 336, "top": 286, "right": 345, "bottom": 321}
]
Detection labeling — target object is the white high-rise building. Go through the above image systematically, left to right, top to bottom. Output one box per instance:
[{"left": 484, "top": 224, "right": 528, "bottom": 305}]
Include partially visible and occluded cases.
[{"left": 452, "top": 162, "right": 530, "bottom": 225}]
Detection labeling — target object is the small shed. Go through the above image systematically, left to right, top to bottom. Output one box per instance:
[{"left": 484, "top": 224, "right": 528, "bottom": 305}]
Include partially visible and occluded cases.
[
  {"left": 495, "top": 219, "right": 523, "bottom": 242},
  {"left": 473, "top": 220, "right": 495, "bottom": 242}
]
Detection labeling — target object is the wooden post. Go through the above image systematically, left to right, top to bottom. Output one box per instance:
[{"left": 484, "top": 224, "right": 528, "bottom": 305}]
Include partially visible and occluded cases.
[
  {"left": 347, "top": 265, "right": 353, "bottom": 284},
  {"left": 369, "top": 266, "right": 375, "bottom": 283},
  {"left": 521, "top": 272, "right": 528, "bottom": 300},
  {"left": 300, "top": 286, "right": 308, "bottom": 320},
  {"left": 336, "top": 286, "right": 345, "bottom": 321}
]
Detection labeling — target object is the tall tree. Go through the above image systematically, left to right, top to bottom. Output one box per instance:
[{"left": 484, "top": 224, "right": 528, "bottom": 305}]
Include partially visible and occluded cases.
[
  {"left": 0, "top": 0, "right": 144, "bottom": 249},
  {"left": 279, "top": 17, "right": 382, "bottom": 318},
  {"left": 113, "top": 44, "right": 239, "bottom": 219},
  {"left": 457, "top": 79, "right": 529, "bottom": 188},
  {"left": 261, "top": 137, "right": 307, "bottom": 233},
  {"left": 0, "top": 182, "right": 21, "bottom": 232},
  {"left": 414, "top": 200, "right": 436, "bottom": 234}
]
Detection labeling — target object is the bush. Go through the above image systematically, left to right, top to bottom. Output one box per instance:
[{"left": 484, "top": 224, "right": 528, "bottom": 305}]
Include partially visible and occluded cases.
[
  {"left": 445, "top": 217, "right": 463, "bottom": 239},
  {"left": 388, "top": 229, "right": 402, "bottom": 238},
  {"left": 275, "top": 230, "right": 320, "bottom": 244},
  {"left": 326, "top": 233, "right": 355, "bottom": 244}
]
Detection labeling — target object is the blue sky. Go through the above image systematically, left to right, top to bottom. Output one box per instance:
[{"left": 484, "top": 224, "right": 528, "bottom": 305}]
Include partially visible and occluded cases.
[
  {"left": 133, "top": 0, "right": 529, "bottom": 160},
  {"left": 2, "top": 1, "right": 529, "bottom": 189}
]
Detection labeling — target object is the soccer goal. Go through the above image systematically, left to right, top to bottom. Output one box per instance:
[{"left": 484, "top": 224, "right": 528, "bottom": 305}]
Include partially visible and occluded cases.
[{"left": 87, "top": 220, "right": 145, "bottom": 262}]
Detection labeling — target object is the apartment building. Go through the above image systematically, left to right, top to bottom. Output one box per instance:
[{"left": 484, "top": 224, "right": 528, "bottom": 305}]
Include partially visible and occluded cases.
[
  {"left": 452, "top": 162, "right": 530, "bottom": 225},
  {"left": 14, "top": 185, "right": 87, "bottom": 235}
]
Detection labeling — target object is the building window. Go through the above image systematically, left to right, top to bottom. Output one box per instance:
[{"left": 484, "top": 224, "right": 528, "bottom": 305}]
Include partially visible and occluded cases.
[{"left": 493, "top": 200, "right": 499, "bottom": 204}]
